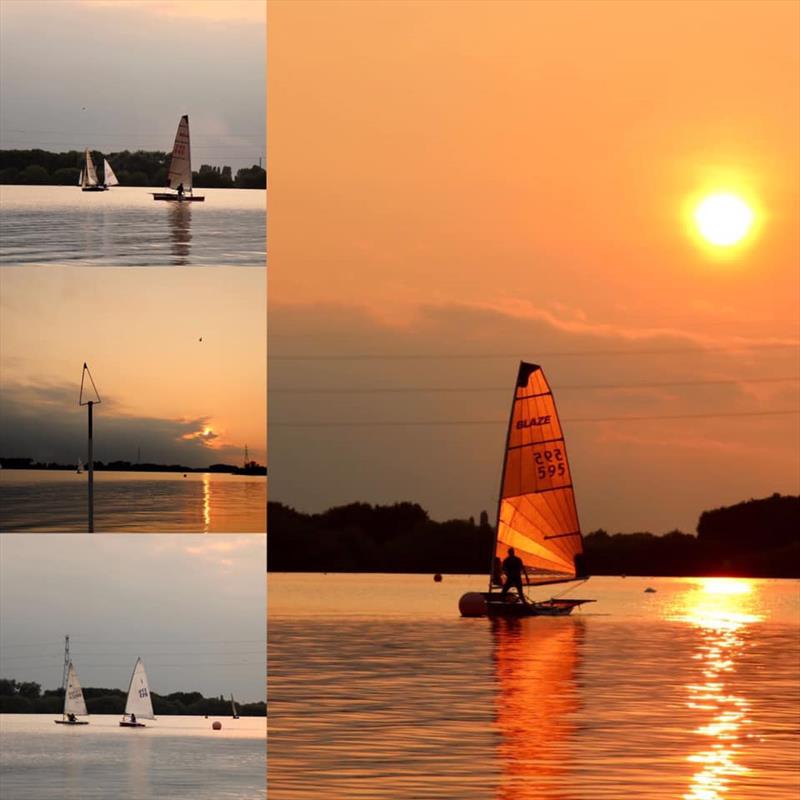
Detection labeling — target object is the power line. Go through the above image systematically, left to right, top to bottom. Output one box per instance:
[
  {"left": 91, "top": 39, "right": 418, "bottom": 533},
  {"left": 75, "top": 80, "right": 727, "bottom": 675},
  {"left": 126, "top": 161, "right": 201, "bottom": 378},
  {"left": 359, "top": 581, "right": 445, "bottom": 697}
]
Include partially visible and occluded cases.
[
  {"left": 270, "top": 343, "right": 800, "bottom": 361},
  {"left": 270, "top": 376, "right": 800, "bottom": 395},
  {"left": 270, "top": 409, "right": 800, "bottom": 428}
]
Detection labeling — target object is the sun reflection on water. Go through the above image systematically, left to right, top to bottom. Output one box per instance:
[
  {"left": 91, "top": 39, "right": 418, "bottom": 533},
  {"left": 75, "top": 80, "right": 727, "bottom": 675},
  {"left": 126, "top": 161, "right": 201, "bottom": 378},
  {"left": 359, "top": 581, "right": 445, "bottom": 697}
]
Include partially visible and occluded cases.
[
  {"left": 202, "top": 473, "right": 211, "bottom": 532},
  {"left": 669, "top": 579, "right": 763, "bottom": 800}
]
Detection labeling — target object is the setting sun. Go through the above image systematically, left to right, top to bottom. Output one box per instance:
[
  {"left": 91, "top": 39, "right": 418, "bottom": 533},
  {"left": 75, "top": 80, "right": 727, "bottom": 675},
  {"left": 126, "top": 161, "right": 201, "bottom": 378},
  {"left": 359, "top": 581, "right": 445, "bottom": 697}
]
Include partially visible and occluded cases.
[{"left": 693, "top": 192, "right": 754, "bottom": 247}]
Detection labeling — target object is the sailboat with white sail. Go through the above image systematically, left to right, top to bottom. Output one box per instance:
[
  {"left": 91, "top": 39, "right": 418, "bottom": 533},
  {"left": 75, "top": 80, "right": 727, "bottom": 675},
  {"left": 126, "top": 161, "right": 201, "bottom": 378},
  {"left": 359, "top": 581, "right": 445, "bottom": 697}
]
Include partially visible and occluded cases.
[
  {"left": 152, "top": 115, "right": 204, "bottom": 202},
  {"left": 79, "top": 149, "right": 117, "bottom": 192},
  {"left": 459, "top": 362, "right": 595, "bottom": 617},
  {"left": 54, "top": 638, "right": 90, "bottom": 726},
  {"left": 119, "top": 658, "right": 155, "bottom": 728},
  {"left": 54, "top": 662, "right": 90, "bottom": 725},
  {"left": 231, "top": 694, "right": 240, "bottom": 719}
]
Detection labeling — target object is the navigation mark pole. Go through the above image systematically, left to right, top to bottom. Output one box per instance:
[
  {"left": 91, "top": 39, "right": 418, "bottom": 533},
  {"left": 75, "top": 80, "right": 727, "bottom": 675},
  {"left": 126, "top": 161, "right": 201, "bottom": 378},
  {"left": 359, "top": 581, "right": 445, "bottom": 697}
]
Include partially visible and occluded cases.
[
  {"left": 79, "top": 363, "right": 101, "bottom": 534},
  {"left": 88, "top": 401, "right": 94, "bottom": 533}
]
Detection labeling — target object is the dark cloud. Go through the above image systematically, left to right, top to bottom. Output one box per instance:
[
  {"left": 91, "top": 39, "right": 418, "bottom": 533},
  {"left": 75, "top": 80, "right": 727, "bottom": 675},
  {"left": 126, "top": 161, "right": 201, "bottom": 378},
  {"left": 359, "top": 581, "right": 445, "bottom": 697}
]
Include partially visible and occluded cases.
[{"left": 0, "top": 381, "right": 241, "bottom": 466}]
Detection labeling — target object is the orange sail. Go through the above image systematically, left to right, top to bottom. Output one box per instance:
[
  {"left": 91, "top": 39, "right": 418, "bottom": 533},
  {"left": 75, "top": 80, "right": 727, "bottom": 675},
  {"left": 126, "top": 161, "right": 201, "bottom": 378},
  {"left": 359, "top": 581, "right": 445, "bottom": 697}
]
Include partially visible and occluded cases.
[{"left": 491, "top": 362, "right": 587, "bottom": 588}]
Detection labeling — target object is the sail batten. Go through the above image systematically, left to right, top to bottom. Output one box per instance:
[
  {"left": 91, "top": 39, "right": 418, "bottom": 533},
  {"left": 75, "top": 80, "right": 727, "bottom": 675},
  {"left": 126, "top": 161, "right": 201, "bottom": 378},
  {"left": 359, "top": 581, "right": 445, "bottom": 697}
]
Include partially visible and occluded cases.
[{"left": 491, "top": 362, "right": 586, "bottom": 589}]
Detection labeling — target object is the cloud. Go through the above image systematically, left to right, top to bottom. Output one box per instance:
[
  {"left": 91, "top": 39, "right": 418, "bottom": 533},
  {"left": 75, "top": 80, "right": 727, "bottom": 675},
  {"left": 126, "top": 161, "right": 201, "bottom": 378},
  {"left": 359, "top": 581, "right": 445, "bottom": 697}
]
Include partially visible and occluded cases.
[
  {"left": 76, "top": 0, "right": 264, "bottom": 24},
  {"left": 269, "top": 300, "right": 799, "bottom": 533},
  {"left": 0, "top": 380, "right": 243, "bottom": 466}
]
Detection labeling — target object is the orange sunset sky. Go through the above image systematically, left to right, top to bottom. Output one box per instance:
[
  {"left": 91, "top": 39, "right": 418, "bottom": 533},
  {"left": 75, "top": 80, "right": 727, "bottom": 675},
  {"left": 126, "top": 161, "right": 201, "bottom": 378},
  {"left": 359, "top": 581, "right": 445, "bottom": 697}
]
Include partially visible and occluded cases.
[
  {"left": 268, "top": 0, "right": 799, "bottom": 532},
  {"left": 1, "top": 268, "right": 266, "bottom": 467}
]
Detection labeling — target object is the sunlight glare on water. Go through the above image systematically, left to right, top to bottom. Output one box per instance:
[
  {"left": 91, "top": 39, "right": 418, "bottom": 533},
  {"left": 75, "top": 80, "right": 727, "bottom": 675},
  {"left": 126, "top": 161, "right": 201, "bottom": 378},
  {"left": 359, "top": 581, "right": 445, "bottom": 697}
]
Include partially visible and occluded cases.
[
  {"left": 0, "top": 470, "right": 266, "bottom": 532},
  {"left": 268, "top": 574, "right": 800, "bottom": 800}
]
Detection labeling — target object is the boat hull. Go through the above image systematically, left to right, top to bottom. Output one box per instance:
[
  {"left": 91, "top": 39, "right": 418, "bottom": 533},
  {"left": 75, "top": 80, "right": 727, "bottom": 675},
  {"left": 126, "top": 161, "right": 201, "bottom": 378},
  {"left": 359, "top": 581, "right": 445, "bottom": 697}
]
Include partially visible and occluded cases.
[
  {"left": 81, "top": 186, "right": 108, "bottom": 192},
  {"left": 151, "top": 193, "right": 205, "bottom": 202},
  {"left": 460, "top": 591, "right": 594, "bottom": 618},
  {"left": 54, "top": 720, "right": 89, "bottom": 725},
  {"left": 119, "top": 721, "right": 147, "bottom": 728}
]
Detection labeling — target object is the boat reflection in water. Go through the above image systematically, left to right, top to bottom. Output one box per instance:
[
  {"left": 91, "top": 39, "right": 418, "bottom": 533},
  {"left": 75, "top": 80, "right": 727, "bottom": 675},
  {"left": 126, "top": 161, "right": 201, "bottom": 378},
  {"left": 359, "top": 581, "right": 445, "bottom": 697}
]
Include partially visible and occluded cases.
[
  {"left": 167, "top": 203, "right": 192, "bottom": 265},
  {"left": 668, "top": 578, "right": 762, "bottom": 800},
  {"left": 492, "top": 617, "right": 583, "bottom": 800}
]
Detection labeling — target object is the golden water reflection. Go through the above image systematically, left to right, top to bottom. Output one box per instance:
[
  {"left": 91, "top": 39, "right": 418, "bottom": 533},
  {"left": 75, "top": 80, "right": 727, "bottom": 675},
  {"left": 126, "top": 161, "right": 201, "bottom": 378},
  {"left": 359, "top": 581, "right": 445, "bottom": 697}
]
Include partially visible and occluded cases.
[
  {"left": 167, "top": 203, "right": 192, "bottom": 264},
  {"left": 202, "top": 472, "right": 211, "bottom": 532},
  {"left": 668, "top": 579, "right": 763, "bottom": 800},
  {"left": 492, "top": 618, "right": 582, "bottom": 800}
]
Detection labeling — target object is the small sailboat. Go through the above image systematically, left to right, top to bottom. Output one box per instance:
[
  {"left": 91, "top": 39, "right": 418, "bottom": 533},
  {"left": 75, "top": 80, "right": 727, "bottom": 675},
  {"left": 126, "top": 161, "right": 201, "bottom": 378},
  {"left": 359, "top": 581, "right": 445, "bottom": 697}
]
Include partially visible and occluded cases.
[
  {"left": 152, "top": 115, "right": 204, "bottom": 202},
  {"left": 80, "top": 149, "right": 107, "bottom": 192},
  {"left": 459, "top": 362, "right": 595, "bottom": 617},
  {"left": 76, "top": 458, "right": 83, "bottom": 474},
  {"left": 119, "top": 658, "right": 155, "bottom": 728},
  {"left": 54, "top": 661, "right": 89, "bottom": 725},
  {"left": 231, "top": 694, "right": 240, "bottom": 719}
]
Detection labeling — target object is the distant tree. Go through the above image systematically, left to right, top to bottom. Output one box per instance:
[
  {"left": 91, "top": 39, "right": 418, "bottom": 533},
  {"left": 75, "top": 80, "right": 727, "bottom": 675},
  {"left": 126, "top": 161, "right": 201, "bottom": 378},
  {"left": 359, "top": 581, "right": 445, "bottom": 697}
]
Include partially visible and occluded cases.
[
  {"left": 20, "top": 165, "right": 49, "bottom": 184},
  {"left": 234, "top": 165, "right": 266, "bottom": 189},
  {"left": 0, "top": 167, "right": 19, "bottom": 183},
  {"left": 52, "top": 167, "right": 81, "bottom": 185},
  {"left": 126, "top": 171, "right": 148, "bottom": 186},
  {"left": 0, "top": 679, "right": 17, "bottom": 696},
  {"left": 17, "top": 681, "right": 42, "bottom": 699}
]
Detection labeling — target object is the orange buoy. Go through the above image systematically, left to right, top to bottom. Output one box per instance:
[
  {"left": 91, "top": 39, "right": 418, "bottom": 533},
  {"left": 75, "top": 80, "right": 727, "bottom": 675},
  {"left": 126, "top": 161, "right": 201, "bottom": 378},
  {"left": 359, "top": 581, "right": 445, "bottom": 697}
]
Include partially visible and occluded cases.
[
  {"left": 434, "top": 573, "right": 442, "bottom": 582},
  {"left": 212, "top": 721, "right": 222, "bottom": 730}
]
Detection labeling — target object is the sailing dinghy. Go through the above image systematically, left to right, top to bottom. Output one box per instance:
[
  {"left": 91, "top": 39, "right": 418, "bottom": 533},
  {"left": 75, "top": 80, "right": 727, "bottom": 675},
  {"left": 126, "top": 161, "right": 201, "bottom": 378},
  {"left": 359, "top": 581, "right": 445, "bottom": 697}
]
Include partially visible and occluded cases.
[
  {"left": 152, "top": 115, "right": 204, "bottom": 202},
  {"left": 80, "top": 149, "right": 107, "bottom": 192},
  {"left": 459, "top": 362, "right": 595, "bottom": 617},
  {"left": 119, "top": 658, "right": 155, "bottom": 728},
  {"left": 54, "top": 661, "right": 90, "bottom": 725},
  {"left": 231, "top": 694, "right": 240, "bottom": 719}
]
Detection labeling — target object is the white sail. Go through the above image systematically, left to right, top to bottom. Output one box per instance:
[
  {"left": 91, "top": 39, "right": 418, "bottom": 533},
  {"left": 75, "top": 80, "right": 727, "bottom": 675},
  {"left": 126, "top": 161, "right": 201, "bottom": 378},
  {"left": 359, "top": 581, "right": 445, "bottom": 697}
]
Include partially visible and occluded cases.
[
  {"left": 165, "top": 115, "right": 193, "bottom": 191},
  {"left": 84, "top": 149, "right": 99, "bottom": 186},
  {"left": 103, "top": 158, "right": 119, "bottom": 187},
  {"left": 78, "top": 168, "right": 85, "bottom": 187},
  {"left": 124, "top": 658, "right": 155, "bottom": 719},
  {"left": 64, "top": 662, "right": 88, "bottom": 717},
  {"left": 231, "top": 694, "right": 239, "bottom": 717}
]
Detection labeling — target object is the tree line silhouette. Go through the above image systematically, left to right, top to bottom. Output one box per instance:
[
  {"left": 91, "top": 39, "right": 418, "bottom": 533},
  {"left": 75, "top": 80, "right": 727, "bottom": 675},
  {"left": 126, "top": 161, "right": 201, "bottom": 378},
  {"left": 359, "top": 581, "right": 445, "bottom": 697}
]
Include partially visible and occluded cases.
[
  {"left": 0, "top": 149, "right": 266, "bottom": 188},
  {"left": 268, "top": 493, "right": 799, "bottom": 578},
  {"left": 0, "top": 678, "right": 265, "bottom": 716}
]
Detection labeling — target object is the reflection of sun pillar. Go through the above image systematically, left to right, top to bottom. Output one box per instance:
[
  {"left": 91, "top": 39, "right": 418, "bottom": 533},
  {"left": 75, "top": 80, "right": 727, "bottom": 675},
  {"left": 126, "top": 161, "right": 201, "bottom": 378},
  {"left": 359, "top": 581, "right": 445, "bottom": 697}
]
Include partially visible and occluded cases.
[
  {"left": 202, "top": 472, "right": 211, "bottom": 533},
  {"left": 677, "top": 579, "right": 759, "bottom": 800},
  {"left": 492, "top": 617, "right": 582, "bottom": 800}
]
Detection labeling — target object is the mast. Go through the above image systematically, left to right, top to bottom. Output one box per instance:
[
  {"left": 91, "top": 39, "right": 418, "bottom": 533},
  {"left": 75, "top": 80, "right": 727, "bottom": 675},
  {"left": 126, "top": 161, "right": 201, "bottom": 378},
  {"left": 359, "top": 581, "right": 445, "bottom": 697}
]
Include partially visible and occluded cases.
[
  {"left": 79, "top": 364, "right": 101, "bottom": 533},
  {"left": 488, "top": 364, "right": 522, "bottom": 592},
  {"left": 61, "top": 636, "right": 70, "bottom": 720}
]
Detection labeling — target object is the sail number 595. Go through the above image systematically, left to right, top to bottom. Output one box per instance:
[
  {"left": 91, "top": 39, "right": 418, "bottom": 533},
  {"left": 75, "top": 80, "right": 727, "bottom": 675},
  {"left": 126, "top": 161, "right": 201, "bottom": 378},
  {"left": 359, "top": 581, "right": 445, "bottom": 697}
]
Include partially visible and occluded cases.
[{"left": 534, "top": 448, "right": 565, "bottom": 480}]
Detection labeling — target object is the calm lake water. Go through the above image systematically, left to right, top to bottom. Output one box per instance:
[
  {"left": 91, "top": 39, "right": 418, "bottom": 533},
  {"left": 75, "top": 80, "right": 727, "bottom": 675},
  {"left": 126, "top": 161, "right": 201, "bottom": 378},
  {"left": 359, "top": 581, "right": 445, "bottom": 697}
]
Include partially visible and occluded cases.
[
  {"left": 0, "top": 185, "right": 265, "bottom": 267},
  {"left": 0, "top": 470, "right": 266, "bottom": 532},
  {"left": 268, "top": 574, "right": 800, "bottom": 799},
  {"left": 0, "top": 714, "right": 265, "bottom": 800}
]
